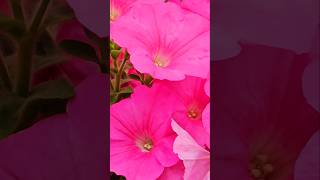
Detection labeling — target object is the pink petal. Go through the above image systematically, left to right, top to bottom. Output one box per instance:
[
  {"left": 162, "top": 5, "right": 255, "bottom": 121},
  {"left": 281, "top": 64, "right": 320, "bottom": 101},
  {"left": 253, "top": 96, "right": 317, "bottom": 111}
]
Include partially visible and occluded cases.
[
  {"left": 66, "top": 0, "right": 108, "bottom": 37},
  {"left": 171, "top": 0, "right": 210, "bottom": 19},
  {"left": 66, "top": 74, "right": 108, "bottom": 180},
  {"left": 202, "top": 103, "right": 210, "bottom": 134},
  {"left": 0, "top": 115, "right": 77, "bottom": 180},
  {"left": 171, "top": 120, "right": 210, "bottom": 180},
  {"left": 172, "top": 120, "right": 209, "bottom": 160},
  {"left": 294, "top": 130, "right": 320, "bottom": 180},
  {"left": 153, "top": 135, "right": 179, "bottom": 167},
  {"left": 111, "top": 150, "right": 164, "bottom": 180},
  {"left": 157, "top": 161, "right": 185, "bottom": 180}
]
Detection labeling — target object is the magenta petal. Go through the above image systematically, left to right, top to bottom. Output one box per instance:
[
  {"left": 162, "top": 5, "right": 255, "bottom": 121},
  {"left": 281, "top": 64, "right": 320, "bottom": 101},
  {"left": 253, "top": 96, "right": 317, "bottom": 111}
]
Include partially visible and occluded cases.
[
  {"left": 66, "top": 0, "right": 108, "bottom": 37},
  {"left": 67, "top": 74, "right": 108, "bottom": 180},
  {"left": 202, "top": 103, "right": 210, "bottom": 134},
  {"left": 0, "top": 115, "right": 77, "bottom": 180},
  {"left": 171, "top": 120, "right": 210, "bottom": 180},
  {"left": 294, "top": 130, "right": 320, "bottom": 180},
  {"left": 154, "top": 135, "right": 179, "bottom": 167},
  {"left": 112, "top": 151, "right": 164, "bottom": 180},
  {"left": 158, "top": 161, "right": 185, "bottom": 180}
]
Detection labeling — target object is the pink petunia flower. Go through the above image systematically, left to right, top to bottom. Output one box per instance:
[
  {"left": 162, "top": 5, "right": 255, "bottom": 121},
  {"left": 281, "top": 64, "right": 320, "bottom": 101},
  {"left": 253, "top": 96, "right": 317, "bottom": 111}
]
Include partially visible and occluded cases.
[
  {"left": 110, "top": 0, "right": 136, "bottom": 22},
  {"left": 170, "top": 0, "right": 210, "bottom": 19},
  {"left": 111, "top": 1, "right": 209, "bottom": 81},
  {"left": 212, "top": 43, "right": 320, "bottom": 179},
  {"left": 0, "top": 74, "right": 108, "bottom": 180},
  {"left": 157, "top": 76, "right": 210, "bottom": 147},
  {"left": 110, "top": 84, "right": 180, "bottom": 180},
  {"left": 172, "top": 120, "right": 210, "bottom": 180}
]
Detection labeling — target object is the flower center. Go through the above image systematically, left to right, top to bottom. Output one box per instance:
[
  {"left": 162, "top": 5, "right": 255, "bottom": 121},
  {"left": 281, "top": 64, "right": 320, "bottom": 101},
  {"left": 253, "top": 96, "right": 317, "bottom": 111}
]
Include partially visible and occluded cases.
[
  {"left": 110, "top": 8, "right": 120, "bottom": 21},
  {"left": 154, "top": 54, "right": 169, "bottom": 68},
  {"left": 187, "top": 109, "right": 198, "bottom": 119},
  {"left": 136, "top": 138, "right": 153, "bottom": 152},
  {"left": 143, "top": 142, "right": 153, "bottom": 151},
  {"left": 249, "top": 154, "right": 274, "bottom": 179}
]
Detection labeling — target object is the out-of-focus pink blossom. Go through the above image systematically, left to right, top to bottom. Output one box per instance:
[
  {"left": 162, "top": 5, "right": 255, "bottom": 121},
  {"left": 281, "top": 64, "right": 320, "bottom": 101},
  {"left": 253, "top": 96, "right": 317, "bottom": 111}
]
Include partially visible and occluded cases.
[
  {"left": 66, "top": 0, "right": 108, "bottom": 37},
  {"left": 111, "top": 1, "right": 209, "bottom": 80},
  {"left": 213, "top": 43, "right": 320, "bottom": 179},
  {"left": 0, "top": 74, "right": 108, "bottom": 180},
  {"left": 110, "top": 84, "right": 180, "bottom": 180},
  {"left": 172, "top": 120, "right": 210, "bottom": 180}
]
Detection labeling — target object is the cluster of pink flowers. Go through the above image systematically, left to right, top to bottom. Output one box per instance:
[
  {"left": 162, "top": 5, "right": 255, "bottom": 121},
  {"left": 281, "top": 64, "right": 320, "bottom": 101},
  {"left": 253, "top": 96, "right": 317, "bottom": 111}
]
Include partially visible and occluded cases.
[{"left": 110, "top": 0, "right": 210, "bottom": 179}]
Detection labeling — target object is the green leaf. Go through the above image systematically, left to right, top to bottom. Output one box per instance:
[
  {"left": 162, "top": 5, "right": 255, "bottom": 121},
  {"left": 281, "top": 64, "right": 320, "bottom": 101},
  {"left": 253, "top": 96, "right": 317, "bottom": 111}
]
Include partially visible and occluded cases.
[
  {"left": 42, "top": 11, "right": 74, "bottom": 28},
  {"left": 0, "top": 15, "right": 26, "bottom": 40},
  {"left": 59, "top": 40, "right": 98, "bottom": 62},
  {"left": 110, "top": 41, "right": 121, "bottom": 50},
  {"left": 111, "top": 50, "right": 121, "bottom": 60},
  {"left": 33, "top": 54, "right": 64, "bottom": 71},
  {"left": 129, "top": 74, "right": 141, "bottom": 81},
  {"left": 143, "top": 74, "right": 153, "bottom": 86},
  {"left": 15, "top": 79, "right": 74, "bottom": 131},
  {"left": 29, "top": 79, "right": 74, "bottom": 100},
  {"left": 119, "top": 87, "right": 133, "bottom": 95},
  {"left": 110, "top": 94, "right": 118, "bottom": 104}
]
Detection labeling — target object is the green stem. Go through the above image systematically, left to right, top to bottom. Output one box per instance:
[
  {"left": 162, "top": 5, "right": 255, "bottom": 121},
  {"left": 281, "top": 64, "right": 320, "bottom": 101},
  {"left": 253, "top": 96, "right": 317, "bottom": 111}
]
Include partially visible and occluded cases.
[
  {"left": 9, "top": 0, "right": 24, "bottom": 22},
  {"left": 15, "top": 0, "right": 51, "bottom": 97},
  {"left": 29, "top": 0, "right": 51, "bottom": 33},
  {"left": 98, "top": 39, "right": 108, "bottom": 73},
  {"left": 0, "top": 52, "right": 12, "bottom": 90},
  {"left": 115, "top": 58, "right": 127, "bottom": 92}
]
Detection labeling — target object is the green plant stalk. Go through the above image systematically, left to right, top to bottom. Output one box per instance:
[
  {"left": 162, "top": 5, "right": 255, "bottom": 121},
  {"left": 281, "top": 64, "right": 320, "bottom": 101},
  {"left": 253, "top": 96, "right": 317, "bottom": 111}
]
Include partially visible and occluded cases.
[
  {"left": 9, "top": 0, "right": 24, "bottom": 22},
  {"left": 15, "top": 0, "right": 51, "bottom": 97},
  {"left": 99, "top": 39, "right": 108, "bottom": 73},
  {"left": 0, "top": 52, "right": 12, "bottom": 90},
  {"left": 115, "top": 58, "right": 127, "bottom": 92}
]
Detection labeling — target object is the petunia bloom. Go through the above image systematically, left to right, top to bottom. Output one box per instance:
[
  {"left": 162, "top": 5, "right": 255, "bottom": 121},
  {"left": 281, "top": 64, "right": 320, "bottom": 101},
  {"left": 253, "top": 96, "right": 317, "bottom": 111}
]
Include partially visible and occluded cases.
[
  {"left": 111, "top": 1, "right": 209, "bottom": 80},
  {"left": 212, "top": 43, "right": 320, "bottom": 179},
  {"left": 0, "top": 74, "right": 108, "bottom": 180},
  {"left": 158, "top": 76, "right": 210, "bottom": 147},
  {"left": 110, "top": 84, "right": 180, "bottom": 180},
  {"left": 172, "top": 120, "right": 210, "bottom": 180}
]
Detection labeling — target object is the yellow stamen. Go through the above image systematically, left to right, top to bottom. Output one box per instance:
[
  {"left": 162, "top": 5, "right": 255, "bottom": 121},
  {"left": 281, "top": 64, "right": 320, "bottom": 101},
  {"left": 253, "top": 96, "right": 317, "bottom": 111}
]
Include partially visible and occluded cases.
[
  {"left": 110, "top": 9, "right": 119, "bottom": 21},
  {"left": 154, "top": 54, "right": 169, "bottom": 68},
  {"left": 187, "top": 110, "right": 198, "bottom": 119},
  {"left": 143, "top": 143, "right": 153, "bottom": 151},
  {"left": 249, "top": 154, "right": 275, "bottom": 179}
]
